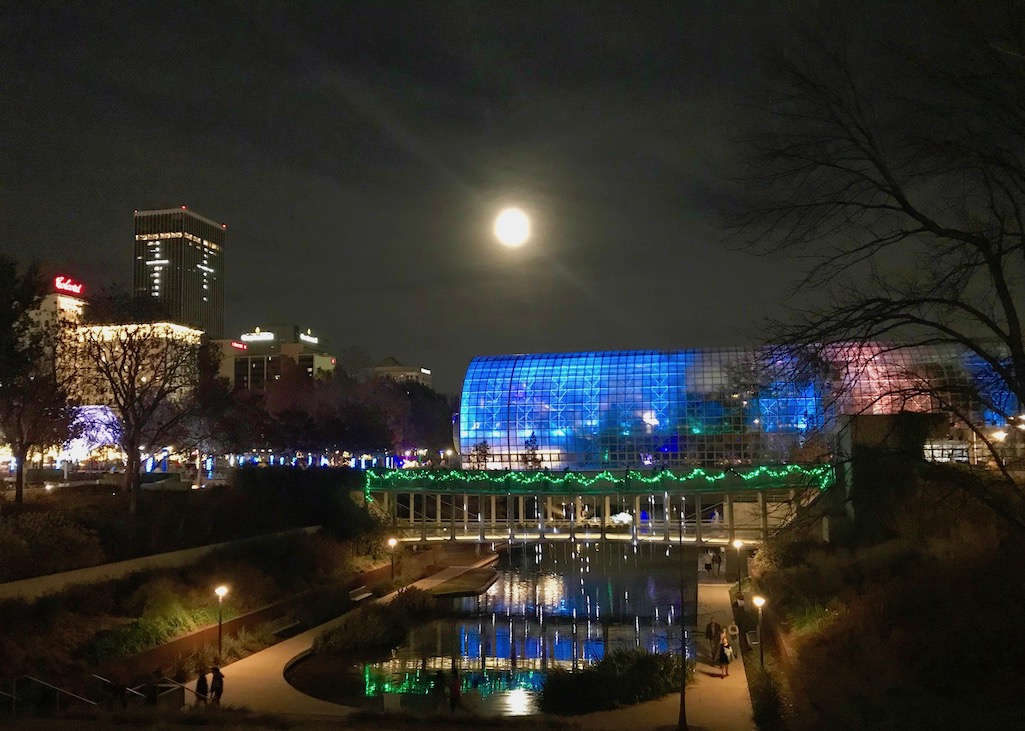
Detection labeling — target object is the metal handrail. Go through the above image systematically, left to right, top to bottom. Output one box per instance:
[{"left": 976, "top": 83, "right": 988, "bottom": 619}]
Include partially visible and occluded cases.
[
  {"left": 91, "top": 674, "right": 146, "bottom": 698},
  {"left": 14, "top": 675, "right": 98, "bottom": 706},
  {"left": 160, "top": 676, "right": 203, "bottom": 697}
]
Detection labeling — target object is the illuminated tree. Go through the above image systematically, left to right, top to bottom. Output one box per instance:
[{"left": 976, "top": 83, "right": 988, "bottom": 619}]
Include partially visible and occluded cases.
[
  {"left": 735, "top": 6, "right": 1025, "bottom": 528},
  {"left": 71, "top": 297, "right": 201, "bottom": 513}
]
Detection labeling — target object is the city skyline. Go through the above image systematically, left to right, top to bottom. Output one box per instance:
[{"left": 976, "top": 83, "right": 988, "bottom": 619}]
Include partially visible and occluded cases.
[{"left": 0, "top": 2, "right": 965, "bottom": 392}]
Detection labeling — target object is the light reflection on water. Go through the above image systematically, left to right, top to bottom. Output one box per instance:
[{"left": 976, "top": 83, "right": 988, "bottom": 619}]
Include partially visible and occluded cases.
[{"left": 362, "top": 542, "right": 697, "bottom": 716}]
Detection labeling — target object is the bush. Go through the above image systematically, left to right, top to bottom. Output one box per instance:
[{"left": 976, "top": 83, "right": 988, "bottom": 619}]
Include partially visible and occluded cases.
[
  {"left": 0, "top": 511, "right": 105, "bottom": 581},
  {"left": 389, "top": 587, "right": 437, "bottom": 622},
  {"left": 314, "top": 603, "right": 408, "bottom": 654},
  {"left": 539, "top": 649, "right": 691, "bottom": 715}
]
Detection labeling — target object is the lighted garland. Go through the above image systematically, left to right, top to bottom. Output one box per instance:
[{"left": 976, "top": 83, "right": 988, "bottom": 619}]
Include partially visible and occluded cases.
[{"left": 364, "top": 463, "right": 834, "bottom": 500}]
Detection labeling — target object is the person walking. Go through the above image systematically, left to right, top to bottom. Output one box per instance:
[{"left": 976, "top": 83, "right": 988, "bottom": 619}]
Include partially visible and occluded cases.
[
  {"left": 703, "top": 550, "right": 713, "bottom": 576},
  {"left": 711, "top": 550, "right": 723, "bottom": 578},
  {"left": 705, "top": 617, "right": 723, "bottom": 659},
  {"left": 716, "top": 633, "right": 733, "bottom": 678},
  {"left": 195, "top": 667, "right": 209, "bottom": 706},
  {"left": 209, "top": 667, "right": 224, "bottom": 705},
  {"left": 449, "top": 669, "right": 462, "bottom": 711},
  {"left": 431, "top": 670, "right": 446, "bottom": 711}
]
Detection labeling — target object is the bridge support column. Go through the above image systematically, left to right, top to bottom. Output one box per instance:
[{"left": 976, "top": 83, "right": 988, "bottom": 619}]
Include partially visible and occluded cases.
[
  {"left": 759, "top": 491, "right": 769, "bottom": 541},
  {"left": 450, "top": 492, "right": 457, "bottom": 541},
  {"left": 663, "top": 492, "right": 671, "bottom": 542},
  {"left": 421, "top": 493, "right": 428, "bottom": 542},
  {"left": 479, "top": 493, "right": 485, "bottom": 542},
  {"left": 726, "top": 493, "right": 735, "bottom": 543},
  {"left": 436, "top": 494, "right": 442, "bottom": 526},
  {"left": 463, "top": 494, "right": 469, "bottom": 534},
  {"left": 538, "top": 494, "right": 546, "bottom": 539},
  {"left": 694, "top": 494, "right": 702, "bottom": 544},
  {"left": 490, "top": 495, "right": 497, "bottom": 537},
  {"left": 507, "top": 495, "right": 514, "bottom": 540},
  {"left": 569, "top": 495, "right": 577, "bottom": 541},
  {"left": 602, "top": 495, "right": 610, "bottom": 540},
  {"left": 632, "top": 495, "right": 640, "bottom": 541},
  {"left": 518, "top": 496, "right": 525, "bottom": 536}
]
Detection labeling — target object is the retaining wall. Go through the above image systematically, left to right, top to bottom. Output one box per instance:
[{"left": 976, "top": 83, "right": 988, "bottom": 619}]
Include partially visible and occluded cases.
[{"left": 0, "top": 526, "right": 320, "bottom": 601}]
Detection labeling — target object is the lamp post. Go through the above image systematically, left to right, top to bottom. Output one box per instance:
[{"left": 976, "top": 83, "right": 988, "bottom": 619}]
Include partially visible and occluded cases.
[
  {"left": 388, "top": 537, "right": 398, "bottom": 579},
  {"left": 732, "top": 539, "right": 744, "bottom": 588},
  {"left": 215, "top": 585, "right": 228, "bottom": 660},
  {"left": 753, "top": 595, "right": 766, "bottom": 669}
]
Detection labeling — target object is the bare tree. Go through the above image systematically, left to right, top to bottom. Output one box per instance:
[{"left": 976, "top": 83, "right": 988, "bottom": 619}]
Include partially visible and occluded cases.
[
  {"left": 733, "top": 6, "right": 1025, "bottom": 527},
  {"left": 0, "top": 257, "right": 78, "bottom": 503},
  {"left": 71, "top": 320, "right": 201, "bottom": 513}
]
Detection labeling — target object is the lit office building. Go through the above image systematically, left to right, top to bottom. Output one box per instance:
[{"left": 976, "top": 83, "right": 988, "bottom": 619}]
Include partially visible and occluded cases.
[
  {"left": 133, "top": 206, "right": 226, "bottom": 337},
  {"left": 216, "top": 324, "right": 336, "bottom": 390},
  {"left": 459, "top": 345, "right": 1019, "bottom": 470},
  {"left": 372, "top": 357, "right": 433, "bottom": 388}
]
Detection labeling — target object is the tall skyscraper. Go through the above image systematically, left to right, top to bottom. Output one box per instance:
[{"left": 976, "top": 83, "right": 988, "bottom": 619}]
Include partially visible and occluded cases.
[{"left": 133, "top": 206, "right": 225, "bottom": 337}]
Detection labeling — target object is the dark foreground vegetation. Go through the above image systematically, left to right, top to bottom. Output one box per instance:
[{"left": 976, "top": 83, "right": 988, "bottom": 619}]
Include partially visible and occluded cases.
[
  {"left": 749, "top": 455, "right": 1025, "bottom": 730},
  {"left": 12, "top": 706, "right": 572, "bottom": 730}
]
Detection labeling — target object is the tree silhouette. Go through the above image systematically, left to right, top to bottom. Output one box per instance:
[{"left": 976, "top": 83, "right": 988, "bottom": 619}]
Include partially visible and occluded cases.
[{"left": 733, "top": 6, "right": 1025, "bottom": 529}]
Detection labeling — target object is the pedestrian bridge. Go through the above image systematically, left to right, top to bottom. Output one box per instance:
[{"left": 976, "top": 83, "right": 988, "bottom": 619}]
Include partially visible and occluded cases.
[{"left": 364, "top": 464, "right": 833, "bottom": 545}]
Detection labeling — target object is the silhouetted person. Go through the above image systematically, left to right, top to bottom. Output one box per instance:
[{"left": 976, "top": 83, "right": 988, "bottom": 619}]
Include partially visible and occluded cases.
[
  {"left": 712, "top": 550, "right": 723, "bottom": 577},
  {"left": 705, "top": 618, "right": 723, "bottom": 658},
  {"left": 195, "top": 667, "right": 209, "bottom": 705},
  {"left": 210, "top": 667, "right": 224, "bottom": 705},
  {"left": 449, "top": 669, "right": 462, "bottom": 711},
  {"left": 431, "top": 670, "right": 446, "bottom": 711}
]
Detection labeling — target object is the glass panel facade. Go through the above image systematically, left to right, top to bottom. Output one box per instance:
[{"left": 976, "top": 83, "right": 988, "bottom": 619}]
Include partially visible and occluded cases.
[{"left": 459, "top": 345, "right": 1017, "bottom": 470}]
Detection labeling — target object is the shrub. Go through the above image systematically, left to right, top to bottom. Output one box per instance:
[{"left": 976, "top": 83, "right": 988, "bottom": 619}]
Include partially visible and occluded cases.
[
  {"left": 0, "top": 511, "right": 105, "bottom": 581},
  {"left": 389, "top": 587, "right": 437, "bottom": 622},
  {"left": 314, "top": 604, "right": 407, "bottom": 654},
  {"left": 539, "top": 649, "right": 691, "bottom": 715}
]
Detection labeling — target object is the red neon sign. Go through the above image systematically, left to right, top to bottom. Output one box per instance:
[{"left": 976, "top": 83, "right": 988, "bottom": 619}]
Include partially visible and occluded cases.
[
  {"left": 54, "top": 276, "right": 84, "bottom": 295},
  {"left": 230, "top": 341, "right": 248, "bottom": 350}
]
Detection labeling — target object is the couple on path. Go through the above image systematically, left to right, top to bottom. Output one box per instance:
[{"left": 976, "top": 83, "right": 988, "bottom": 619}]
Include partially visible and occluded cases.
[
  {"left": 704, "top": 618, "right": 735, "bottom": 678},
  {"left": 195, "top": 667, "right": 224, "bottom": 705}
]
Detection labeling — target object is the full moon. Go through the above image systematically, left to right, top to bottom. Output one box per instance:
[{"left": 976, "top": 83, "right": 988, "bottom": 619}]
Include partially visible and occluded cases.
[{"left": 494, "top": 207, "right": 531, "bottom": 247}]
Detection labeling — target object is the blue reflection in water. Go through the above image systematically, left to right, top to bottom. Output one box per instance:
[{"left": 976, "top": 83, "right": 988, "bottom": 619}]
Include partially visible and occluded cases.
[{"left": 363, "top": 542, "right": 697, "bottom": 716}]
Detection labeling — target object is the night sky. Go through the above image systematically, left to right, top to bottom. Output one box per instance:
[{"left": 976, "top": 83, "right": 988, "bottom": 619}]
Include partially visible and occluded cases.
[{"left": 0, "top": 2, "right": 921, "bottom": 393}]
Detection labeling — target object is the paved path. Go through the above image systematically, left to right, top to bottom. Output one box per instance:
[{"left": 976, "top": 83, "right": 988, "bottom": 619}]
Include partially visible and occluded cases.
[
  {"left": 185, "top": 557, "right": 497, "bottom": 715},
  {"left": 188, "top": 560, "right": 754, "bottom": 731},
  {"left": 570, "top": 579, "right": 754, "bottom": 731}
]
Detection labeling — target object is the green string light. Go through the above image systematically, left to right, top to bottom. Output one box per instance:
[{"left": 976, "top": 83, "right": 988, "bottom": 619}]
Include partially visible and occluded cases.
[{"left": 364, "top": 463, "right": 834, "bottom": 499}]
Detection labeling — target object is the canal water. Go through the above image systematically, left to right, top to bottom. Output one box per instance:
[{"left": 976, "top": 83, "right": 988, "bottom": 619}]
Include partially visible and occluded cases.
[{"left": 292, "top": 541, "right": 698, "bottom": 716}]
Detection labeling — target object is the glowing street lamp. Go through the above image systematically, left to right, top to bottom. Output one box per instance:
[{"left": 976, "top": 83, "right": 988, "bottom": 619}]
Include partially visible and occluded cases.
[
  {"left": 388, "top": 537, "right": 398, "bottom": 579},
  {"left": 215, "top": 585, "right": 229, "bottom": 660},
  {"left": 753, "top": 595, "right": 766, "bottom": 669}
]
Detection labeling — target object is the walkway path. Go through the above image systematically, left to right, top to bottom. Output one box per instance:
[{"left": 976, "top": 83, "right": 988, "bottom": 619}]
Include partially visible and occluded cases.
[
  {"left": 185, "top": 554, "right": 497, "bottom": 715},
  {"left": 188, "top": 557, "right": 755, "bottom": 731},
  {"left": 571, "top": 578, "right": 755, "bottom": 731}
]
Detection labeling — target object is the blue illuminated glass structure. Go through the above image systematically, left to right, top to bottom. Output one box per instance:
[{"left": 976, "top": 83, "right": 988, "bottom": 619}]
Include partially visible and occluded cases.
[{"left": 458, "top": 346, "right": 1017, "bottom": 470}]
